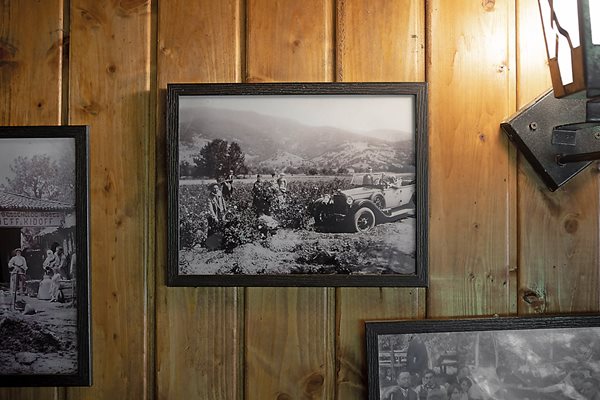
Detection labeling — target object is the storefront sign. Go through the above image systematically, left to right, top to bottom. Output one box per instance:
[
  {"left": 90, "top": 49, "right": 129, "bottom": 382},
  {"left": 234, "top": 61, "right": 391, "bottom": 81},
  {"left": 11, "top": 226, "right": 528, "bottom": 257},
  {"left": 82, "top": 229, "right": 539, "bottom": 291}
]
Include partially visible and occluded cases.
[{"left": 0, "top": 211, "right": 65, "bottom": 227}]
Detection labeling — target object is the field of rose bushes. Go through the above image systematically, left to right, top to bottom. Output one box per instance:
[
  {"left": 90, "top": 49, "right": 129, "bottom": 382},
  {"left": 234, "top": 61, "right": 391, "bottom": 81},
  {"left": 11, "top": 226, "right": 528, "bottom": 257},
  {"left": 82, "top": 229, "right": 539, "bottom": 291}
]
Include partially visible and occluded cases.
[{"left": 178, "top": 177, "right": 416, "bottom": 275}]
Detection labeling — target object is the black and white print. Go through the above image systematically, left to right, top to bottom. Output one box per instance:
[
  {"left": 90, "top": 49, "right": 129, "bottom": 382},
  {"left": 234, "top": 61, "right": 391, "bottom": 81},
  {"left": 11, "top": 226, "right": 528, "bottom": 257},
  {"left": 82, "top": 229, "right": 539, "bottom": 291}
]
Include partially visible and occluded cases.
[
  {"left": 168, "top": 83, "right": 427, "bottom": 286},
  {"left": 0, "top": 127, "right": 90, "bottom": 386},
  {"left": 367, "top": 317, "right": 600, "bottom": 400}
]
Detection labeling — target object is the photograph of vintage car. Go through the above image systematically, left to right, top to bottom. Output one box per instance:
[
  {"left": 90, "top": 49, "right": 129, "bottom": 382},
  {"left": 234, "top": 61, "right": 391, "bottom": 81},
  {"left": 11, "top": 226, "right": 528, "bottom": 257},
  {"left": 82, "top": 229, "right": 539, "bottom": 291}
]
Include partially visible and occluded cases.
[
  {"left": 167, "top": 83, "right": 427, "bottom": 286},
  {"left": 311, "top": 172, "right": 415, "bottom": 232}
]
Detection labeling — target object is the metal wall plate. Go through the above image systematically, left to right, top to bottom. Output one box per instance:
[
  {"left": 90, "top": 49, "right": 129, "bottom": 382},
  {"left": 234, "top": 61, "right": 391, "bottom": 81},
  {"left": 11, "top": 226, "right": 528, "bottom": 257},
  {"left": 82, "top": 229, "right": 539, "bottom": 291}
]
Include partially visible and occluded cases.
[{"left": 501, "top": 90, "right": 594, "bottom": 191}]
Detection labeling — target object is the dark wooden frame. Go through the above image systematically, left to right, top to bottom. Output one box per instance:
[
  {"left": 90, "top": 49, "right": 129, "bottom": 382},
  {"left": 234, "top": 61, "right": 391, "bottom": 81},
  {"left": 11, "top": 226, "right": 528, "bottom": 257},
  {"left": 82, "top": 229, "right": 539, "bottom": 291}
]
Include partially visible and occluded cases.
[
  {"left": 166, "top": 82, "right": 428, "bottom": 287},
  {"left": 0, "top": 126, "right": 91, "bottom": 386},
  {"left": 365, "top": 314, "right": 600, "bottom": 400}
]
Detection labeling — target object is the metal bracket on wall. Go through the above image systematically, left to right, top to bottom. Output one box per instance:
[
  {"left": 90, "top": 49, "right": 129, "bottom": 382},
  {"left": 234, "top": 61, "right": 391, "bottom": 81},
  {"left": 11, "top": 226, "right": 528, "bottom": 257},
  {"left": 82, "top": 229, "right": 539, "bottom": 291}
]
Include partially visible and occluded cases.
[{"left": 501, "top": 89, "right": 600, "bottom": 191}]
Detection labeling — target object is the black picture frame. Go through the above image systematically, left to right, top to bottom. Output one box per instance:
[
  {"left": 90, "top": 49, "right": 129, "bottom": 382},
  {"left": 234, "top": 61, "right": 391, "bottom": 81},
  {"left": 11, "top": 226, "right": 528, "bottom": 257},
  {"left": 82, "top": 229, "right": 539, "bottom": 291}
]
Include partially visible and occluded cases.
[
  {"left": 167, "top": 83, "right": 428, "bottom": 287},
  {"left": 0, "top": 126, "right": 91, "bottom": 386},
  {"left": 366, "top": 314, "right": 600, "bottom": 400}
]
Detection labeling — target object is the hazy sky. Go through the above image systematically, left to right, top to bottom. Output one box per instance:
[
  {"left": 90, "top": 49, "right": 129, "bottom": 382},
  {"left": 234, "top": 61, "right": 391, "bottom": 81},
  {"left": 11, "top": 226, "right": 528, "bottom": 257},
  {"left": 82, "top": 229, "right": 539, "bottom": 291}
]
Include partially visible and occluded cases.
[
  {"left": 180, "top": 95, "right": 415, "bottom": 140},
  {"left": 0, "top": 138, "right": 75, "bottom": 183}
]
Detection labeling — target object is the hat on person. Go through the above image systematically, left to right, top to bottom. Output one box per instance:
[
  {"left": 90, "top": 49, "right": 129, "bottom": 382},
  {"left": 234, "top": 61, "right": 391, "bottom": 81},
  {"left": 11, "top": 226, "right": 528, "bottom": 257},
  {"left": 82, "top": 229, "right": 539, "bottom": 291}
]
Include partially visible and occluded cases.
[{"left": 14, "top": 247, "right": 22, "bottom": 252}]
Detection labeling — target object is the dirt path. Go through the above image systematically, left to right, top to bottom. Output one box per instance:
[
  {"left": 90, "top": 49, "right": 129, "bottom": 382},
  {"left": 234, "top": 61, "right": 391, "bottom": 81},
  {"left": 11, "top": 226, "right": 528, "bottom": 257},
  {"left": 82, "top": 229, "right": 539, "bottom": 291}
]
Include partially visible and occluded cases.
[{"left": 0, "top": 294, "right": 77, "bottom": 374}]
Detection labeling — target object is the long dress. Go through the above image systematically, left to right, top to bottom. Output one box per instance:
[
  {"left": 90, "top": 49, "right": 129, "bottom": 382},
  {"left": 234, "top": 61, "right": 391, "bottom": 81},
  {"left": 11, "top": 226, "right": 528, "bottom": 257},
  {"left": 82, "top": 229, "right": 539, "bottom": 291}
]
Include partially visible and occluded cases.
[{"left": 37, "top": 274, "right": 52, "bottom": 300}]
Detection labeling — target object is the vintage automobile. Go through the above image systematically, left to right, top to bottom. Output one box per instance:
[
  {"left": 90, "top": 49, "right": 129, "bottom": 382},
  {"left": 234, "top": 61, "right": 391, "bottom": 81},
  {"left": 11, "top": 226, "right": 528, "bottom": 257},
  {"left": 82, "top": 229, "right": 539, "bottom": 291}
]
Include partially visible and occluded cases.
[{"left": 311, "top": 172, "right": 416, "bottom": 232}]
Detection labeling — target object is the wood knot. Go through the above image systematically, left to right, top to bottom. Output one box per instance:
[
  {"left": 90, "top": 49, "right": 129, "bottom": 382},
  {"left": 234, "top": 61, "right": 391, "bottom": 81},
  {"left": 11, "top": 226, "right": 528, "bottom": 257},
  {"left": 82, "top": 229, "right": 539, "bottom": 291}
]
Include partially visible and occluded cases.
[
  {"left": 482, "top": 0, "right": 495, "bottom": 11},
  {"left": 78, "top": 8, "right": 103, "bottom": 27},
  {"left": 0, "top": 40, "right": 18, "bottom": 61},
  {"left": 107, "top": 64, "right": 117, "bottom": 74},
  {"left": 81, "top": 101, "right": 102, "bottom": 116},
  {"left": 103, "top": 171, "right": 114, "bottom": 193},
  {"left": 564, "top": 218, "right": 579, "bottom": 234},
  {"left": 522, "top": 289, "right": 546, "bottom": 313},
  {"left": 304, "top": 372, "right": 324, "bottom": 395},
  {"left": 276, "top": 394, "right": 292, "bottom": 400}
]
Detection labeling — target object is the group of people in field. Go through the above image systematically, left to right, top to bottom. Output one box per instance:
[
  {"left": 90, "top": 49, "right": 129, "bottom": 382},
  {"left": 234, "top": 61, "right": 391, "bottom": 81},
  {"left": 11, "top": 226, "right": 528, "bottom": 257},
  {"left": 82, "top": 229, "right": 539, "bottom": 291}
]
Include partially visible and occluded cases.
[
  {"left": 206, "top": 171, "right": 289, "bottom": 226},
  {"left": 251, "top": 172, "right": 287, "bottom": 216},
  {"left": 380, "top": 335, "right": 600, "bottom": 400}
]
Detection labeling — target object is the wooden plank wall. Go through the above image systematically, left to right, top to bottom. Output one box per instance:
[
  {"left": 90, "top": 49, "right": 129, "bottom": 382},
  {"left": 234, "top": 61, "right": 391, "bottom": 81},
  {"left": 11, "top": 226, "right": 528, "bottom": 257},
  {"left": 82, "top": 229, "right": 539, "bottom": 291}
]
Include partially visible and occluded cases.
[{"left": 1, "top": 0, "right": 598, "bottom": 399}]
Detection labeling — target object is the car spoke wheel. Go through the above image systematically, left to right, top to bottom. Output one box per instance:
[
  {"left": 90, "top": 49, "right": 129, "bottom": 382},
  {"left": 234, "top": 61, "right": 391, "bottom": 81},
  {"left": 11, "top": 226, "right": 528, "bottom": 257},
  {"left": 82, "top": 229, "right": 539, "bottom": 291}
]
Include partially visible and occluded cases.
[
  {"left": 372, "top": 194, "right": 386, "bottom": 209},
  {"left": 353, "top": 207, "right": 375, "bottom": 232},
  {"left": 314, "top": 209, "right": 326, "bottom": 224}
]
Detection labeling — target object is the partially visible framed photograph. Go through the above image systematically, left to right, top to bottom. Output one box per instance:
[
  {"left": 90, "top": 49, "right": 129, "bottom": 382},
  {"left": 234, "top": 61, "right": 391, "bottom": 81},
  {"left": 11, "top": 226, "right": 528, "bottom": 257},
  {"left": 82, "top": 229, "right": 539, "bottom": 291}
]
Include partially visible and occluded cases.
[
  {"left": 166, "top": 82, "right": 428, "bottom": 286},
  {"left": 0, "top": 126, "right": 91, "bottom": 386},
  {"left": 366, "top": 315, "right": 600, "bottom": 400}
]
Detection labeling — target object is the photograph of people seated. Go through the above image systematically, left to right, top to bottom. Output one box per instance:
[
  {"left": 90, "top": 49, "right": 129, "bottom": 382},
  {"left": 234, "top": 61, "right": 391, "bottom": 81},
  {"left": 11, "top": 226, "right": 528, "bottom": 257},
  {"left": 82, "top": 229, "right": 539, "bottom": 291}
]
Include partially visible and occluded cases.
[{"left": 377, "top": 328, "right": 600, "bottom": 400}]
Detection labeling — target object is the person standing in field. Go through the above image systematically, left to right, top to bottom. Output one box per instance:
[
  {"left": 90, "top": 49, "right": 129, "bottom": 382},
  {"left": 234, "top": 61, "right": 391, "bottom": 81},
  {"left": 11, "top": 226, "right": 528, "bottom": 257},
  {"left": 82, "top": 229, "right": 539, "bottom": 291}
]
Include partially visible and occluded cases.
[{"left": 8, "top": 248, "right": 27, "bottom": 295}]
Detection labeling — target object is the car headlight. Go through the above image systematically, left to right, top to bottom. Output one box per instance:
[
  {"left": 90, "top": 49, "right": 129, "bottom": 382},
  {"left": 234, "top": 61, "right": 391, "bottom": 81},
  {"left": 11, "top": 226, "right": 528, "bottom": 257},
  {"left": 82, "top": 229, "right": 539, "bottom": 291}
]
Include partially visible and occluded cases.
[{"left": 346, "top": 196, "right": 353, "bottom": 205}]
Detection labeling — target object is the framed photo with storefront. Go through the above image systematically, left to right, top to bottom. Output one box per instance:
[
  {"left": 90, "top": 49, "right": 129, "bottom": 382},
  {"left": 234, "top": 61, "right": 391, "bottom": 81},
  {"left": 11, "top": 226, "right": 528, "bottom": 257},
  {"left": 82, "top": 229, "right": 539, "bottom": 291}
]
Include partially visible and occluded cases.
[
  {"left": 166, "top": 82, "right": 428, "bottom": 286},
  {"left": 0, "top": 126, "right": 91, "bottom": 386},
  {"left": 365, "top": 315, "right": 600, "bottom": 400}
]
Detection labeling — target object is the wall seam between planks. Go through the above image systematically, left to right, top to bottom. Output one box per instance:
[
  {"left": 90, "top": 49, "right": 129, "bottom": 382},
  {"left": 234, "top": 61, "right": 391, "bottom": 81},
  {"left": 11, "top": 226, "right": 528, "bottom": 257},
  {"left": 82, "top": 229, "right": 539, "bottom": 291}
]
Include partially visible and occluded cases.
[
  {"left": 61, "top": 0, "right": 70, "bottom": 127},
  {"left": 147, "top": 0, "right": 158, "bottom": 399}
]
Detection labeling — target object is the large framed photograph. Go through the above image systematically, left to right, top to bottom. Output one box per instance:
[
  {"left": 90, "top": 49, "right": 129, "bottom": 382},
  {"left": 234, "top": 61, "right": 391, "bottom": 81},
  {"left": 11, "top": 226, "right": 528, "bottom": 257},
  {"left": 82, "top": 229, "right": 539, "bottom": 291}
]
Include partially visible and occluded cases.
[
  {"left": 167, "top": 83, "right": 427, "bottom": 286},
  {"left": 0, "top": 126, "right": 91, "bottom": 386},
  {"left": 366, "top": 315, "right": 600, "bottom": 400}
]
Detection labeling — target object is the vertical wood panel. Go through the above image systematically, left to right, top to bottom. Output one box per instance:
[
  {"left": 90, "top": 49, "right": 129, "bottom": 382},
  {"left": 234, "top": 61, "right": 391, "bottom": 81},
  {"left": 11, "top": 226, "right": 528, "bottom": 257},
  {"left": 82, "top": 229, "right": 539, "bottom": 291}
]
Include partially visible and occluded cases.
[
  {"left": 0, "top": 0, "right": 64, "bottom": 125},
  {"left": 246, "top": 0, "right": 334, "bottom": 82},
  {"left": 336, "top": 0, "right": 424, "bottom": 83},
  {"left": 427, "top": 0, "right": 516, "bottom": 317},
  {"left": 516, "top": 0, "right": 600, "bottom": 314},
  {"left": 0, "top": 1, "right": 63, "bottom": 399},
  {"left": 67, "top": 1, "right": 151, "bottom": 399},
  {"left": 155, "top": 1, "right": 244, "bottom": 399},
  {"left": 245, "top": 1, "right": 335, "bottom": 398},
  {"left": 335, "top": 1, "right": 426, "bottom": 399},
  {"left": 245, "top": 288, "right": 334, "bottom": 399}
]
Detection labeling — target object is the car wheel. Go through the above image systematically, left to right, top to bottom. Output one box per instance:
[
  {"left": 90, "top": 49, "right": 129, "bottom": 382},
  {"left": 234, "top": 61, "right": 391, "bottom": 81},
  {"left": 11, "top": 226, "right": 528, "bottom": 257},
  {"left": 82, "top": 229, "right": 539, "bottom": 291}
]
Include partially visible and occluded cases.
[
  {"left": 372, "top": 194, "right": 386, "bottom": 209},
  {"left": 313, "top": 207, "right": 325, "bottom": 224},
  {"left": 353, "top": 207, "right": 376, "bottom": 232}
]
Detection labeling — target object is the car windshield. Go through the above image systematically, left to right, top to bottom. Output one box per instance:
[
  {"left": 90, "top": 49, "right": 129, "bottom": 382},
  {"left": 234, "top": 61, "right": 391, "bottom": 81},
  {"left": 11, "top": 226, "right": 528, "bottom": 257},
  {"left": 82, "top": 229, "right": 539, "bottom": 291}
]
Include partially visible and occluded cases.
[
  {"left": 350, "top": 172, "right": 391, "bottom": 186},
  {"left": 349, "top": 173, "right": 415, "bottom": 187}
]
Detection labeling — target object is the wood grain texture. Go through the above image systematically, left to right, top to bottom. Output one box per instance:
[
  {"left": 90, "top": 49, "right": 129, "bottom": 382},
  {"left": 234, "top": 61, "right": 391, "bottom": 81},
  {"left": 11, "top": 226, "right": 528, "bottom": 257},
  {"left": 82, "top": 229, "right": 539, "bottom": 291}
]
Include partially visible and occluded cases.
[
  {"left": 0, "top": 0, "right": 64, "bottom": 125},
  {"left": 246, "top": 0, "right": 334, "bottom": 82},
  {"left": 336, "top": 0, "right": 424, "bottom": 82},
  {"left": 427, "top": 0, "right": 515, "bottom": 317},
  {"left": 516, "top": 0, "right": 600, "bottom": 314},
  {"left": 0, "top": 1, "right": 63, "bottom": 398},
  {"left": 67, "top": 1, "right": 151, "bottom": 398},
  {"left": 335, "top": 1, "right": 426, "bottom": 399},
  {"left": 155, "top": 2, "right": 244, "bottom": 398},
  {"left": 245, "top": 3, "right": 335, "bottom": 398},
  {"left": 245, "top": 288, "right": 334, "bottom": 400},
  {"left": 336, "top": 289, "right": 425, "bottom": 399}
]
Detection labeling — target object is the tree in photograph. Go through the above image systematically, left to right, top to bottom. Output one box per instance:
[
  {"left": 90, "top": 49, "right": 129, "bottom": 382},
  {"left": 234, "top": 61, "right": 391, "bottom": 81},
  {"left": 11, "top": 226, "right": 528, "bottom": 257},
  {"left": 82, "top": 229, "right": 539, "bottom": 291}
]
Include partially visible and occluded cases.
[
  {"left": 193, "top": 139, "right": 247, "bottom": 179},
  {"left": 1, "top": 154, "right": 75, "bottom": 204}
]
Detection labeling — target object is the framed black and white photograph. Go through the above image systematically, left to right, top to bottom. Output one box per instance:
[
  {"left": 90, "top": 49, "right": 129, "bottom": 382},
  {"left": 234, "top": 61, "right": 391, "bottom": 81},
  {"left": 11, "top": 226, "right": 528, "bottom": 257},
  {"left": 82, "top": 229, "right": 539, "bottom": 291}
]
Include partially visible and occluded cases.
[
  {"left": 167, "top": 83, "right": 427, "bottom": 286},
  {"left": 0, "top": 126, "right": 91, "bottom": 386},
  {"left": 366, "top": 315, "right": 600, "bottom": 400}
]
